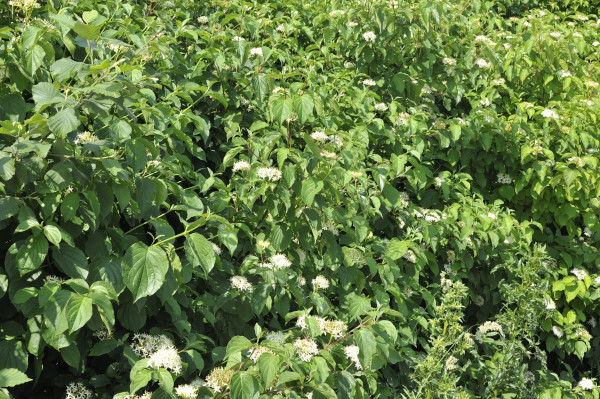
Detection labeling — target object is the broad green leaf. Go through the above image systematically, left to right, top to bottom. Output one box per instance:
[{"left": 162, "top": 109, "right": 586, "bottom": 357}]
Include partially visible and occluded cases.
[
  {"left": 73, "top": 22, "right": 101, "bottom": 40},
  {"left": 26, "top": 45, "right": 46, "bottom": 76},
  {"left": 50, "top": 58, "right": 84, "bottom": 83},
  {"left": 32, "top": 82, "right": 62, "bottom": 110},
  {"left": 0, "top": 94, "right": 27, "bottom": 122},
  {"left": 292, "top": 94, "right": 314, "bottom": 124},
  {"left": 271, "top": 98, "right": 293, "bottom": 125},
  {"left": 48, "top": 107, "right": 80, "bottom": 138},
  {"left": 0, "top": 155, "right": 15, "bottom": 181},
  {"left": 301, "top": 178, "right": 323, "bottom": 207},
  {"left": 61, "top": 192, "right": 79, "bottom": 221},
  {"left": 43, "top": 224, "right": 62, "bottom": 247},
  {"left": 184, "top": 233, "right": 216, "bottom": 276},
  {"left": 16, "top": 234, "right": 48, "bottom": 276},
  {"left": 386, "top": 239, "right": 407, "bottom": 260},
  {"left": 122, "top": 242, "right": 169, "bottom": 301},
  {"left": 53, "top": 245, "right": 88, "bottom": 279},
  {"left": 66, "top": 293, "right": 93, "bottom": 332},
  {"left": 346, "top": 293, "right": 371, "bottom": 321},
  {"left": 354, "top": 329, "right": 377, "bottom": 369},
  {"left": 225, "top": 336, "right": 252, "bottom": 358},
  {"left": 89, "top": 339, "right": 119, "bottom": 356},
  {"left": 258, "top": 353, "right": 278, "bottom": 388},
  {"left": 130, "top": 359, "right": 151, "bottom": 393},
  {"left": 0, "top": 369, "right": 31, "bottom": 388},
  {"left": 230, "top": 372, "right": 260, "bottom": 399}
]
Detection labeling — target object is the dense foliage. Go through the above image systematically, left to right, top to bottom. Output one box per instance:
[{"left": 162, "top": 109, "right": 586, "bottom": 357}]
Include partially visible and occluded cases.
[{"left": 1, "top": 0, "right": 599, "bottom": 398}]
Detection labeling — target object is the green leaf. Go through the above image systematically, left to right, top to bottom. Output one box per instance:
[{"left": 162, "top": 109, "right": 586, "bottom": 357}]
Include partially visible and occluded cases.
[
  {"left": 82, "top": 10, "right": 99, "bottom": 23},
  {"left": 72, "top": 22, "right": 101, "bottom": 40},
  {"left": 26, "top": 45, "right": 46, "bottom": 76},
  {"left": 50, "top": 58, "right": 83, "bottom": 83},
  {"left": 32, "top": 82, "right": 62, "bottom": 110},
  {"left": 0, "top": 94, "right": 27, "bottom": 122},
  {"left": 292, "top": 94, "right": 314, "bottom": 124},
  {"left": 271, "top": 98, "right": 293, "bottom": 125},
  {"left": 48, "top": 108, "right": 80, "bottom": 139},
  {"left": 0, "top": 156, "right": 15, "bottom": 182},
  {"left": 301, "top": 178, "right": 323, "bottom": 207},
  {"left": 61, "top": 192, "right": 79, "bottom": 221},
  {"left": 43, "top": 224, "right": 62, "bottom": 247},
  {"left": 218, "top": 226, "right": 238, "bottom": 256},
  {"left": 184, "top": 233, "right": 216, "bottom": 277},
  {"left": 16, "top": 234, "right": 48, "bottom": 276},
  {"left": 386, "top": 239, "right": 407, "bottom": 260},
  {"left": 122, "top": 242, "right": 169, "bottom": 301},
  {"left": 53, "top": 245, "right": 88, "bottom": 279},
  {"left": 66, "top": 293, "right": 93, "bottom": 332},
  {"left": 346, "top": 293, "right": 371, "bottom": 321},
  {"left": 354, "top": 329, "right": 377, "bottom": 368},
  {"left": 225, "top": 336, "right": 252, "bottom": 358},
  {"left": 89, "top": 339, "right": 119, "bottom": 356},
  {"left": 258, "top": 353, "right": 278, "bottom": 389},
  {"left": 130, "top": 360, "right": 152, "bottom": 393},
  {"left": 0, "top": 369, "right": 31, "bottom": 388},
  {"left": 157, "top": 369, "right": 173, "bottom": 392},
  {"left": 230, "top": 372, "right": 260, "bottom": 399}
]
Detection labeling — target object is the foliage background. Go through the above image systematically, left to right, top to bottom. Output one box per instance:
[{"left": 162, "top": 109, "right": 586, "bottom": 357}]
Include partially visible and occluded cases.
[{"left": 0, "top": 0, "right": 599, "bottom": 398}]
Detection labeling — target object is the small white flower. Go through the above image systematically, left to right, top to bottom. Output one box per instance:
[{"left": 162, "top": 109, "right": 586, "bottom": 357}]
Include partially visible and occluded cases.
[
  {"left": 197, "top": 16, "right": 209, "bottom": 24},
  {"left": 348, "top": 22, "right": 358, "bottom": 27},
  {"left": 276, "top": 24, "right": 285, "bottom": 32},
  {"left": 363, "top": 31, "right": 376, "bottom": 42},
  {"left": 549, "top": 32, "right": 562, "bottom": 38},
  {"left": 233, "top": 36, "right": 245, "bottom": 42},
  {"left": 250, "top": 47, "right": 263, "bottom": 57},
  {"left": 443, "top": 57, "right": 457, "bottom": 66},
  {"left": 474, "top": 58, "right": 491, "bottom": 68},
  {"left": 558, "top": 70, "right": 572, "bottom": 78},
  {"left": 493, "top": 78, "right": 505, "bottom": 85},
  {"left": 363, "top": 79, "right": 376, "bottom": 86},
  {"left": 481, "top": 98, "right": 491, "bottom": 106},
  {"left": 374, "top": 103, "right": 388, "bottom": 112},
  {"left": 541, "top": 109, "right": 559, "bottom": 119},
  {"left": 311, "top": 131, "right": 328, "bottom": 142},
  {"left": 320, "top": 150, "right": 338, "bottom": 159},
  {"left": 233, "top": 160, "right": 250, "bottom": 172},
  {"left": 257, "top": 167, "right": 282, "bottom": 181},
  {"left": 435, "top": 176, "right": 445, "bottom": 187},
  {"left": 487, "top": 212, "right": 497, "bottom": 220},
  {"left": 211, "top": 243, "right": 222, "bottom": 255},
  {"left": 270, "top": 253, "right": 291, "bottom": 270},
  {"left": 571, "top": 268, "right": 587, "bottom": 280},
  {"left": 312, "top": 275, "right": 329, "bottom": 290},
  {"left": 231, "top": 276, "right": 253, "bottom": 292},
  {"left": 298, "top": 276, "right": 306, "bottom": 286},
  {"left": 544, "top": 298, "right": 556, "bottom": 310},
  {"left": 552, "top": 326, "right": 563, "bottom": 338},
  {"left": 265, "top": 330, "right": 285, "bottom": 343},
  {"left": 294, "top": 338, "right": 319, "bottom": 362},
  {"left": 247, "top": 345, "right": 274, "bottom": 362},
  {"left": 344, "top": 345, "right": 362, "bottom": 370},
  {"left": 148, "top": 346, "right": 182, "bottom": 374},
  {"left": 578, "top": 378, "right": 595, "bottom": 390},
  {"left": 65, "top": 382, "right": 93, "bottom": 399},
  {"left": 175, "top": 384, "right": 199, "bottom": 399}
]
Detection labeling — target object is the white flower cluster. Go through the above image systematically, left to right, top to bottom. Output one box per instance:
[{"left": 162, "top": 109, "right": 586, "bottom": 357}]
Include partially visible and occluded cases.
[
  {"left": 197, "top": 16, "right": 209, "bottom": 24},
  {"left": 363, "top": 31, "right": 377, "bottom": 42},
  {"left": 249, "top": 47, "right": 263, "bottom": 57},
  {"left": 442, "top": 57, "right": 457, "bottom": 66},
  {"left": 474, "top": 58, "right": 491, "bottom": 68},
  {"left": 363, "top": 79, "right": 376, "bottom": 86},
  {"left": 374, "top": 103, "right": 388, "bottom": 112},
  {"left": 541, "top": 109, "right": 559, "bottom": 119},
  {"left": 74, "top": 131, "right": 98, "bottom": 145},
  {"left": 311, "top": 131, "right": 328, "bottom": 142},
  {"left": 320, "top": 150, "right": 338, "bottom": 159},
  {"left": 233, "top": 160, "right": 250, "bottom": 172},
  {"left": 257, "top": 167, "right": 282, "bottom": 181},
  {"left": 497, "top": 173, "right": 512, "bottom": 184},
  {"left": 435, "top": 176, "right": 446, "bottom": 187},
  {"left": 257, "top": 240, "right": 270, "bottom": 250},
  {"left": 211, "top": 242, "right": 222, "bottom": 255},
  {"left": 402, "top": 249, "right": 417, "bottom": 263},
  {"left": 270, "top": 253, "right": 291, "bottom": 270},
  {"left": 571, "top": 268, "right": 587, "bottom": 280},
  {"left": 231, "top": 275, "right": 253, "bottom": 292},
  {"left": 312, "top": 275, "right": 329, "bottom": 290},
  {"left": 544, "top": 298, "right": 556, "bottom": 310},
  {"left": 296, "top": 314, "right": 348, "bottom": 338},
  {"left": 478, "top": 321, "right": 503, "bottom": 334},
  {"left": 93, "top": 325, "right": 113, "bottom": 341},
  {"left": 552, "top": 326, "right": 563, "bottom": 338},
  {"left": 293, "top": 338, "right": 319, "bottom": 361},
  {"left": 248, "top": 345, "right": 275, "bottom": 362},
  {"left": 344, "top": 345, "right": 362, "bottom": 369},
  {"left": 149, "top": 346, "right": 183, "bottom": 374},
  {"left": 445, "top": 355, "right": 459, "bottom": 371},
  {"left": 204, "top": 367, "right": 235, "bottom": 393},
  {"left": 578, "top": 378, "right": 595, "bottom": 390},
  {"left": 66, "top": 382, "right": 93, "bottom": 399},
  {"left": 175, "top": 384, "right": 198, "bottom": 399}
]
